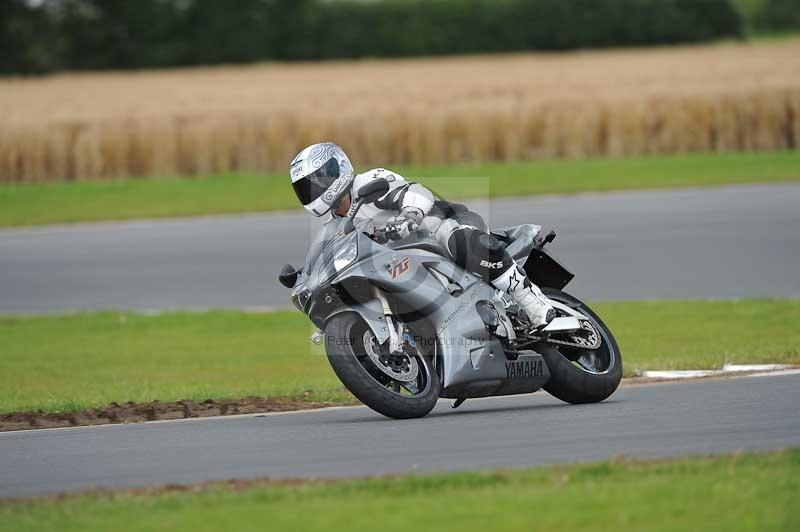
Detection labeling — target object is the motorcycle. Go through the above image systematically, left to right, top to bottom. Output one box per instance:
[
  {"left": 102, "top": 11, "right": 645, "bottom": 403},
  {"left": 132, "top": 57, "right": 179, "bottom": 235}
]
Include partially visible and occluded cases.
[{"left": 279, "top": 178, "right": 622, "bottom": 419}]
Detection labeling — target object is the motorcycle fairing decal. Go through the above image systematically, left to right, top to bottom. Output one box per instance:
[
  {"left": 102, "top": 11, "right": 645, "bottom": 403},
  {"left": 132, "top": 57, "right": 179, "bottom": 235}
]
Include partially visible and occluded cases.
[
  {"left": 389, "top": 257, "right": 412, "bottom": 279},
  {"left": 437, "top": 287, "right": 481, "bottom": 334},
  {"left": 505, "top": 359, "right": 544, "bottom": 379}
]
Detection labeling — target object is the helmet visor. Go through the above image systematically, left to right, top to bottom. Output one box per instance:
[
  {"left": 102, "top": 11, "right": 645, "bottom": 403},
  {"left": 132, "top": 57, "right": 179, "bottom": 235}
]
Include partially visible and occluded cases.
[{"left": 292, "top": 157, "right": 341, "bottom": 206}]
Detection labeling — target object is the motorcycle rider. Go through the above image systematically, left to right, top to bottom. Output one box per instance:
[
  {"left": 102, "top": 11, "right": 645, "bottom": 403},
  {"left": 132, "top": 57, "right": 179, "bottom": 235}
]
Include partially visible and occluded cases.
[{"left": 289, "top": 142, "right": 555, "bottom": 329}]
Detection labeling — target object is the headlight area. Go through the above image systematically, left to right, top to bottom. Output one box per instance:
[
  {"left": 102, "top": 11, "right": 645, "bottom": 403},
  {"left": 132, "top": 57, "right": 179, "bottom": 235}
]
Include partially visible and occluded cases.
[
  {"left": 318, "top": 237, "right": 358, "bottom": 283},
  {"left": 334, "top": 239, "right": 359, "bottom": 271},
  {"left": 291, "top": 287, "right": 311, "bottom": 311}
]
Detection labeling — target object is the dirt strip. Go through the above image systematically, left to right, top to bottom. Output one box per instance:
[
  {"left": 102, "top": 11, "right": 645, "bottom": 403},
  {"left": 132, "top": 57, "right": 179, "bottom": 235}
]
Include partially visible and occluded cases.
[
  {"left": 2, "top": 370, "right": 796, "bottom": 433},
  {"left": 0, "top": 396, "right": 358, "bottom": 432},
  {"left": 0, "top": 476, "right": 342, "bottom": 507}
]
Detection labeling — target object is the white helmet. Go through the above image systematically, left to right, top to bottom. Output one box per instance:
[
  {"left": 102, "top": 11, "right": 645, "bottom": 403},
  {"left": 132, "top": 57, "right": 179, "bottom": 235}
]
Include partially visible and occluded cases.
[{"left": 289, "top": 142, "right": 355, "bottom": 217}]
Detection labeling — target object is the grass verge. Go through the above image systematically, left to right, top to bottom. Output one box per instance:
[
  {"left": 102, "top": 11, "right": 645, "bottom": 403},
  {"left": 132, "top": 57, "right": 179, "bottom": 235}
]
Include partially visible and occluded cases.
[
  {"left": 1, "top": 151, "right": 798, "bottom": 227},
  {"left": 1, "top": 299, "right": 798, "bottom": 414},
  {"left": 1, "top": 450, "right": 797, "bottom": 532}
]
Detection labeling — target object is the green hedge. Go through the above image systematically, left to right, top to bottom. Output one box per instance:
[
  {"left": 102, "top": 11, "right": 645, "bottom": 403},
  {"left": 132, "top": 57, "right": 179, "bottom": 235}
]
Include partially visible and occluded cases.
[
  {"left": 1, "top": 0, "right": 744, "bottom": 74},
  {"left": 316, "top": 0, "right": 744, "bottom": 58},
  {"left": 732, "top": 0, "right": 800, "bottom": 32},
  {"left": 754, "top": 0, "right": 800, "bottom": 31}
]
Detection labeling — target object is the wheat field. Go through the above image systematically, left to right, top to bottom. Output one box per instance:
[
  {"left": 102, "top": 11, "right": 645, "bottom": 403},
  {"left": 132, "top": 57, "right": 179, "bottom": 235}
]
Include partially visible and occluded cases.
[{"left": 1, "top": 40, "right": 799, "bottom": 183}]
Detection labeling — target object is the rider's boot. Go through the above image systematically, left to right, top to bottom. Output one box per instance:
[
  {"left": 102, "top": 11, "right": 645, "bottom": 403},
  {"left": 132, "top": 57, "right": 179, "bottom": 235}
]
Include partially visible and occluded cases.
[
  {"left": 446, "top": 227, "right": 556, "bottom": 329},
  {"left": 491, "top": 263, "right": 555, "bottom": 330}
]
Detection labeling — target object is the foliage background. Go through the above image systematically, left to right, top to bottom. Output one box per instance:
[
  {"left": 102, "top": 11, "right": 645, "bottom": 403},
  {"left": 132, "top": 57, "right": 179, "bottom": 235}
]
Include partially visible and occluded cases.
[{"left": 1, "top": 0, "right": 746, "bottom": 75}]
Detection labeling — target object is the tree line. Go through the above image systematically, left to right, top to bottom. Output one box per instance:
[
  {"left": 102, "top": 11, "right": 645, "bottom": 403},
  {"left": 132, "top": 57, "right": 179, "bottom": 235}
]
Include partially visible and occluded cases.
[{"left": 1, "top": 0, "right": 750, "bottom": 75}]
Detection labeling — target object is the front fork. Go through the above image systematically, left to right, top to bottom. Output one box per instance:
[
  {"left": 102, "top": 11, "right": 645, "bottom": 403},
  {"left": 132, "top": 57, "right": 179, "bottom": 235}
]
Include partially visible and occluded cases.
[
  {"left": 309, "top": 288, "right": 404, "bottom": 353},
  {"left": 375, "top": 289, "right": 404, "bottom": 354}
]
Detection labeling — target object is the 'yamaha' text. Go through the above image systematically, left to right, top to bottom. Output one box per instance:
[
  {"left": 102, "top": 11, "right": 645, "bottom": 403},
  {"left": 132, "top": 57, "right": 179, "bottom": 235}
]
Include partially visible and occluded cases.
[{"left": 505, "top": 359, "right": 544, "bottom": 379}]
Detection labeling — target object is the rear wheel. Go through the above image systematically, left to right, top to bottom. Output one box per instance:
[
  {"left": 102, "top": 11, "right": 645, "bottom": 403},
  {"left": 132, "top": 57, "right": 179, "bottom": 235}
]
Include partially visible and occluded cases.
[
  {"left": 538, "top": 288, "right": 623, "bottom": 404},
  {"left": 325, "top": 313, "right": 440, "bottom": 419}
]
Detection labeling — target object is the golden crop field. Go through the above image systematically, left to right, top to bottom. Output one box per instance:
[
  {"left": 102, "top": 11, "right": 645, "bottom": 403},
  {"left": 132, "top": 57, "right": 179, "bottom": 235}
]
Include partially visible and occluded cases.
[{"left": 1, "top": 39, "right": 799, "bottom": 183}]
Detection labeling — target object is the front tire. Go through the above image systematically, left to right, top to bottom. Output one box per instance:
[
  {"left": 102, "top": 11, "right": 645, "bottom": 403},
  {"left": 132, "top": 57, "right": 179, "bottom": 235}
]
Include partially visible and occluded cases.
[
  {"left": 539, "top": 288, "right": 623, "bottom": 404},
  {"left": 325, "top": 313, "right": 440, "bottom": 419}
]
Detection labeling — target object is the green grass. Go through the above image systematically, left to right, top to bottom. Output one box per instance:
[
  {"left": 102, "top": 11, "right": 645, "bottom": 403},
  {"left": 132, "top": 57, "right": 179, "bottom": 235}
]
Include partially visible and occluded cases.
[
  {"left": 1, "top": 151, "right": 798, "bottom": 227},
  {"left": 1, "top": 299, "right": 798, "bottom": 414},
  {"left": 1, "top": 450, "right": 797, "bottom": 532}
]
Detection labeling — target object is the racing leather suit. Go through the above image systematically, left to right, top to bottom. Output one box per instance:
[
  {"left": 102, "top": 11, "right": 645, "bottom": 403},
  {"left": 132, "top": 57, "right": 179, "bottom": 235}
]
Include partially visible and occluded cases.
[{"left": 344, "top": 168, "right": 555, "bottom": 328}]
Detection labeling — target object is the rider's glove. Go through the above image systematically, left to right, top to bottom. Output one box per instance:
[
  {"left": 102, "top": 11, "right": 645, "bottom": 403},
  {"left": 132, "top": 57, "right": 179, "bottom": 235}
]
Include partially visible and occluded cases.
[{"left": 385, "top": 208, "right": 423, "bottom": 241}]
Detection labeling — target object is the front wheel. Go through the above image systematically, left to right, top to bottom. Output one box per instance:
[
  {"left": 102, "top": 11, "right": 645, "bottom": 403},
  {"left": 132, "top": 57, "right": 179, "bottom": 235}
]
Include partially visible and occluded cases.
[
  {"left": 538, "top": 288, "right": 623, "bottom": 404},
  {"left": 325, "top": 313, "right": 440, "bottom": 419}
]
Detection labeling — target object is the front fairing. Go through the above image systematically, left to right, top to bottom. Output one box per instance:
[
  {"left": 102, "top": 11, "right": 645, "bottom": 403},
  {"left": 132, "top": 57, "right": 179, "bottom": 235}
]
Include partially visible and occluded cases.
[{"left": 292, "top": 217, "right": 384, "bottom": 318}]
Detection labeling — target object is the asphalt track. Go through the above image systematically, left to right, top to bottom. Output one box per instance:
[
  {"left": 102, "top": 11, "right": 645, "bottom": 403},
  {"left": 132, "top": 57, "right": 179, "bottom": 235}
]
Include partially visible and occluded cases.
[
  {"left": 1, "top": 183, "right": 799, "bottom": 314},
  {"left": 1, "top": 372, "right": 798, "bottom": 499}
]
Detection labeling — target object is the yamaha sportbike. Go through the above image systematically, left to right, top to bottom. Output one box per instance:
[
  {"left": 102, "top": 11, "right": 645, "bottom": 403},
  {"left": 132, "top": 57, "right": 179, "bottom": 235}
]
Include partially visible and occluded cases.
[{"left": 280, "top": 179, "right": 622, "bottom": 419}]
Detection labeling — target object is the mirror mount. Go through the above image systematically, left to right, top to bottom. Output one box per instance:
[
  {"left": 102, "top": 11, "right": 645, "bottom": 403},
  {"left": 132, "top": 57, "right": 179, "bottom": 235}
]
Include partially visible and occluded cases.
[
  {"left": 343, "top": 178, "right": 390, "bottom": 234},
  {"left": 343, "top": 202, "right": 363, "bottom": 234}
]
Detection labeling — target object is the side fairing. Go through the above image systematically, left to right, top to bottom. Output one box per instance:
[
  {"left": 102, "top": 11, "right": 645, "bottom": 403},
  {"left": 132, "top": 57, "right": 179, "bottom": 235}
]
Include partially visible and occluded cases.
[{"left": 342, "top": 246, "right": 509, "bottom": 392}]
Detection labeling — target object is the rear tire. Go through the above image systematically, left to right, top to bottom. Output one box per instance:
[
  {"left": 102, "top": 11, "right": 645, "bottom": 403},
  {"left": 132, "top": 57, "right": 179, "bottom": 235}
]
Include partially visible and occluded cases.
[
  {"left": 539, "top": 288, "right": 623, "bottom": 404},
  {"left": 325, "top": 313, "right": 440, "bottom": 419}
]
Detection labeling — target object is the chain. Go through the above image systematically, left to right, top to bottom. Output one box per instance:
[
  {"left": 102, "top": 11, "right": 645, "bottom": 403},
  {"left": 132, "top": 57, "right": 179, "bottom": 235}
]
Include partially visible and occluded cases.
[{"left": 516, "top": 319, "right": 602, "bottom": 351}]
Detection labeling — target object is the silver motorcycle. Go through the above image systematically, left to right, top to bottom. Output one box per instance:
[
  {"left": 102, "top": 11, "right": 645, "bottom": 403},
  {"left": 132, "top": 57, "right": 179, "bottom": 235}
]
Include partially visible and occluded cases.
[{"left": 280, "top": 179, "right": 622, "bottom": 419}]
